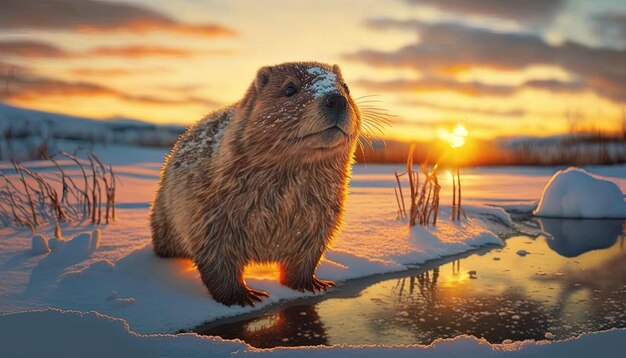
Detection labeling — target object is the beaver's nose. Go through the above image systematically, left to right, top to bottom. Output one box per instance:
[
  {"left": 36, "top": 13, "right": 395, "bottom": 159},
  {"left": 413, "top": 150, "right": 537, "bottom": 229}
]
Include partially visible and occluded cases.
[{"left": 325, "top": 94, "right": 347, "bottom": 110}]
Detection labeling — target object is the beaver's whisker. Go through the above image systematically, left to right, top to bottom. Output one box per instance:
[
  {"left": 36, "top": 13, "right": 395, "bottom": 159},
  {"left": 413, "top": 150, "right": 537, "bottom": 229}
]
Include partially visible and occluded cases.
[
  {"left": 354, "top": 94, "right": 381, "bottom": 100},
  {"left": 356, "top": 101, "right": 385, "bottom": 106},
  {"left": 360, "top": 107, "right": 395, "bottom": 114},
  {"left": 361, "top": 109, "right": 397, "bottom": 117},
  {"left": 363, "top": 112, "right": 394, "bottom": 121},
  {"left": 362, "top": 113, "right": 395, "bottom": 125},
  {"left": 362, "top": 114, "right": 394, "bottom": 121},
  {"left": 363, "top": 116, "right": 393, "bottom": 128},
  {"left": 358, "top": 122, "right": 385, "bottom": 135},
  {"left": 361, "top": 122, "right": 386, "bottom": 138},
  {"left": 362, "top": 122, "right": 386, "bottom": 136},
  {"left": 360, "top": 126, "right": 376, "bottom": 139},
  {"left": 359, "top": 129, "right": 375, "bottom": 145},
  {"left": 360, "top": 136, "right": 374, "bottom": 150},
  {"left": 356, "top": 137, "right": 367, "bottom": 162}
]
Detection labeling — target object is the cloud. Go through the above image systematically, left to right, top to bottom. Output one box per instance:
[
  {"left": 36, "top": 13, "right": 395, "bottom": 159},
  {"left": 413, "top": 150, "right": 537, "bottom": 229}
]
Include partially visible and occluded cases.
[
  {"left": 0, "top": 0, "right": 235, "bottom": 37},
  {"left": 405, "top": 0, "right": 566, "bottom": 25},
  {"left": 593, "top": 13, "right": 626, "bottom": 49},
  {"left": 348, "top": 20, "right": 626, "bottom": 101},
  {"left": 0, "top": 40, "right": 69, "bottom": 58},
  {"left": 0, "top": 40, "right": 231, "bottom": 59},
  {"left": 90, "top": 45, "right": 197, "bottom": 58},
  {"left": 91, "top": 45, "right": 234, "bottom": 58},
  {"left": 0, "top": 60, "right": 28, "bottom": 74},
  {"left": 69, "top": 68, "right": 138, "bottom": 77},
  {"left": 0, "top": 72, "right": 219, "bottom": 107},
  {"left": 356, "top": 77, "right": 585, "bottom": 98},
  {"left": 400, "top": 99, "right": 526, "bottom": 117},
  {"left": 390, "top": 117, "right": 500, "bottom": 131}
]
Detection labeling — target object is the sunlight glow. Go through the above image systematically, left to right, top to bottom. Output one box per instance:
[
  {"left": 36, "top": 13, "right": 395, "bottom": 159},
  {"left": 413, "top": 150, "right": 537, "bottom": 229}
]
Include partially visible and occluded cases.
[
  {"left": 439, "top": 124, "right": 469, "bottom": 148},
  {"left": 243, "top": 262, "right": 281, "bottom": 281}
]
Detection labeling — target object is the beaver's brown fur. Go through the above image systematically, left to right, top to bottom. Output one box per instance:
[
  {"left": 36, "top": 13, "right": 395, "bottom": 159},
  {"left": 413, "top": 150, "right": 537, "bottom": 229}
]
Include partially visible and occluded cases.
[{"left": 150, "top": 62, "right": 361, "bottom": 306}]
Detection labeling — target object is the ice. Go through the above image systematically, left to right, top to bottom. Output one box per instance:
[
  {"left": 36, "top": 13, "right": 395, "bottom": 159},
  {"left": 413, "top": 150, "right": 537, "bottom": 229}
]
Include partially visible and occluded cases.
[
  {"left": 534, "top": 167, "right": 626, "bottom": 218},
  {"left": 1, "top": 309, "right": 626, "bottom": 357}
]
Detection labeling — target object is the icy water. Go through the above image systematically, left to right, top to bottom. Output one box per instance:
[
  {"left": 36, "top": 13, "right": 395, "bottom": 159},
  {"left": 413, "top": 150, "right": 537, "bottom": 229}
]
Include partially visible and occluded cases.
[{"left": 196, "top": 219, "right": 626, "bottom": 348}]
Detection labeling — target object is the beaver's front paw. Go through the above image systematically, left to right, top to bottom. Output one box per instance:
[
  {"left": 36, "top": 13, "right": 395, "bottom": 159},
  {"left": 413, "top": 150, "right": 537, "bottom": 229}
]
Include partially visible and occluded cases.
[
  {"left": 286, "top": 275, "right": 335, "bottom": 293},
  {"left": 213, "top": 286, "right": 269, "bottom": 307}
]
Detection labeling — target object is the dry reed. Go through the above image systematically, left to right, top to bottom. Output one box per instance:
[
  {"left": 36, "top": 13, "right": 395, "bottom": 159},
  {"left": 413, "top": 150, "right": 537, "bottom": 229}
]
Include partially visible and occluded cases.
[
  {"left": 394, "top": 144, "right": 441, "bottom": 226},
  {"left": 0, "top": 151, "right": 117, "bottom": 231}
]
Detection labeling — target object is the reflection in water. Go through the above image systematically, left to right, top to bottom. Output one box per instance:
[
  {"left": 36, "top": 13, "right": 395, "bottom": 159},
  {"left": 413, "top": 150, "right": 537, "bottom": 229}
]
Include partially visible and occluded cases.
[
  {"left": 538, "top": 218, "right": 624, "bottom": 257},
  {"left": 197, "top": 219, "right": 626, "bottom": 347},
  {"left": 199, "top": 304, "right": 327, "bottom": 348}
]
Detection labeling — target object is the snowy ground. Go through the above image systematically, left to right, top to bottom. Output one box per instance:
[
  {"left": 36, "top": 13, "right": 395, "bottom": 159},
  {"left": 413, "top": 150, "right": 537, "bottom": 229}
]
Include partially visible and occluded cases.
[{"left": 1, "top": 143, "right": 626, "bottom": 356}]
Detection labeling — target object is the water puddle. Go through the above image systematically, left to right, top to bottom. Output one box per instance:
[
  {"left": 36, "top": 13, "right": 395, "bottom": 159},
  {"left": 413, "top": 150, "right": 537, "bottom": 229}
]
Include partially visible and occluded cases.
[{"left": 195, "top": 219, "right": 626, "bottom": 347}]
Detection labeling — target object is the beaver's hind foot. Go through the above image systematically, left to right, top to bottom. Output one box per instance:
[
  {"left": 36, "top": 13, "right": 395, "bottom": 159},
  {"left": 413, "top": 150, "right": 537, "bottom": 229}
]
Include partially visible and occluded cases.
[
  {"left": 284, "top": 275, "right": 336, "bottom": 293},
  {"left": 215, "top": 286, "right": 269, "bottom": 307}
]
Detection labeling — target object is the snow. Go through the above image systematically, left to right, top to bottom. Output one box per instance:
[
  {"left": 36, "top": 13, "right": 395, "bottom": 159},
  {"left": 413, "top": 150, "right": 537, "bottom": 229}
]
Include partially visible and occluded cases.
[
  {"left": 307, "top": 67, "right": 338, "bottom": 98},
  {"left": 0, "top": 103, "right": 184, "bottom": 161},
  {"left": 2, "top": 143, "right": 626, "bottom": 355},
  {"left": 0, "top": 146, "right": 518, "bottom": 334},
  {"left": 534, "top": 167, "right": 626, "bottom": 218},
  {"left": 30, "top": 235, "right": 49, "bottom": 255},
  {"left": 1, "top": 309, "right": 626, "bottom": 358}
]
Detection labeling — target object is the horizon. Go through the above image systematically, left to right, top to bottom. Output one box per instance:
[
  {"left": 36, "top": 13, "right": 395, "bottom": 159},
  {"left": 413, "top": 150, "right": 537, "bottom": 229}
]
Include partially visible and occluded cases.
[{"left": 1, "top": 0, "right": 625, "bottom": 142}]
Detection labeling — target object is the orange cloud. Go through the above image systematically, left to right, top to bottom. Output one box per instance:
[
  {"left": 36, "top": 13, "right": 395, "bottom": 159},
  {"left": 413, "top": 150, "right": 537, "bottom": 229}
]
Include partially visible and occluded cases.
[
  {"left": 0, "top": 0, "right": 235, "bottom": 37},
  {"left": 406, "top": 0, "right": 566, "bottom": 25},
  {"left": 348, "top": 20, "right": 626, "bottom": 102},
  {"left": 0, "top": 40, "right": 69, "bottom": 58},
  {"left": 0, "top": 40, "right": 232, "bottom": 59},
  {"left": 90, "top": 45, "right": 196, "bottom": 58},
  {"left": 69, "top": 68, "right": 138, "bottom": 77},
  {"left": 0, "top": 72, "right": 219, "bottom": 107},
  {"left": 356, "top": 77, "right": 584, "bottom": 98},
  {"left": 401, "top": 99, "right": 527, "bottom": 117}
]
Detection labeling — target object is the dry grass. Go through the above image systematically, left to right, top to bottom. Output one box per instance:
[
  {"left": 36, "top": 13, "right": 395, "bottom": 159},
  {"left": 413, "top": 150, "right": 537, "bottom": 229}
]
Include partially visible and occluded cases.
[
  {"left": 394, "top": 144, "right": 441, "bottom": 226},
  {"left": 0, "top": 151, "right": 117, "bottom": 232},
  {"left": 451, "top": 168, "right": 467, "bottom": 221}
]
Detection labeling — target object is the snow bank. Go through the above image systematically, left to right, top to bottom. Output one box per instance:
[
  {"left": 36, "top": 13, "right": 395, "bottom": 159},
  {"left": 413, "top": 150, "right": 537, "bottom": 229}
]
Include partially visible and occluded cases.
[
  {"left": 534, "top": 167, "right": 626, "bottom": 218},
  {"left": 3, "top": 205, "right": 507, "bottom": 334},
  {"left": 30, "top": 235, "right": 50, "bottom": 255},
  {"left": 1, "top": 309, "right": 625, "bottom": 358}
]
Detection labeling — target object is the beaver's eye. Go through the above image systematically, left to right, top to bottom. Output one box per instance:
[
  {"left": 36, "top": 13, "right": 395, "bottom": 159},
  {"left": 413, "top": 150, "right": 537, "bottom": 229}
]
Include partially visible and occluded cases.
[
  {"left": 342, "top": 82, "right": 350, "bottom": 95},
  {"left": 284, "top": 83, "right": 298, "bottom": 97}
]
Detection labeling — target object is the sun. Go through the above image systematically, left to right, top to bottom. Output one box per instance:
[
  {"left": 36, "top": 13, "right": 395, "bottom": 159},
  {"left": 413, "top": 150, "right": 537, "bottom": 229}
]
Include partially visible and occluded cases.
[{"left": 439, "top": 124, "right": 469, "bottom": 148}]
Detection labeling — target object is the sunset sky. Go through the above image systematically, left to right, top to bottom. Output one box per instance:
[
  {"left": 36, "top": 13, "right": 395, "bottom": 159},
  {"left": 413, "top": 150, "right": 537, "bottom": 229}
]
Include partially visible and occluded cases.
[{"left": 1, "top": 0, "right": 625, "bottom": 141}]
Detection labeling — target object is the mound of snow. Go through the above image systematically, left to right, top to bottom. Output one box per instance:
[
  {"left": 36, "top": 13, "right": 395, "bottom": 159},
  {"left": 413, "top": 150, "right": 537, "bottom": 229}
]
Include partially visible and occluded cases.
[
  {"left": 534, "top": 167, "right": 626, "bottom": 218},
  {"left": 31, "top": 235, "right": 50, "bottom": 255}
]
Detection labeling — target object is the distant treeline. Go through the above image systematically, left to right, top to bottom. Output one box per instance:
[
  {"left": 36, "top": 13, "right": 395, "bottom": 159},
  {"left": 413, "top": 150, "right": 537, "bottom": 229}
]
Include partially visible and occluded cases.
[
  {"left": 0, "top": 104, "right": 185, "bottom": 161},
  {"left": 355, "top": 132, "right": 626, "bottom": 167}
]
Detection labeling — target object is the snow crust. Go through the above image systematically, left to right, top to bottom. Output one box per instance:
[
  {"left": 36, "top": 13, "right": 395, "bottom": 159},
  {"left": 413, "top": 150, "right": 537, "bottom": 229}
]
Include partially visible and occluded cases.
[
  {"left": 534, "top": 167, "right": 626, "bottom": 218},
  {"left": 1, "top": 309, "right": 625, "bottom": 358}
]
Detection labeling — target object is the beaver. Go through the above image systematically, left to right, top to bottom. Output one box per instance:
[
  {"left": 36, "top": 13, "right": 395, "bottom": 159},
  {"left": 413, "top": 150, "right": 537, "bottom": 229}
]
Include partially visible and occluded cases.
[{"left": 150, "top": 62, "right": 361, "bottom": 306}]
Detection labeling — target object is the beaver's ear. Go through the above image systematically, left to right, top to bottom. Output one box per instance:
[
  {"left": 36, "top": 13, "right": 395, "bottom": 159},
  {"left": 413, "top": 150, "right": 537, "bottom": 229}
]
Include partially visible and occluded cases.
[
  {"left": 332, "top": 64, "right": 342, "bottom": 76},
  {"left": 255, "top": 66, "right": 272, "bottom": 93}
]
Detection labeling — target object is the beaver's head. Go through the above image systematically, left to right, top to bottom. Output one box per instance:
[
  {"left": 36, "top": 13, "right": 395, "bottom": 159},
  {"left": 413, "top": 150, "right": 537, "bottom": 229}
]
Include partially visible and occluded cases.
[{"left": 237, "top": 62, "right": 361, "bottom": 164}]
